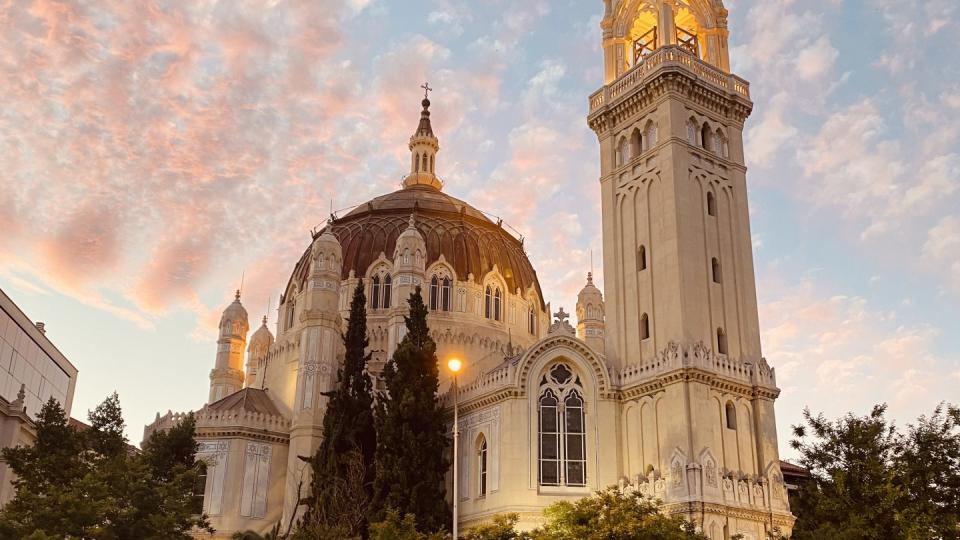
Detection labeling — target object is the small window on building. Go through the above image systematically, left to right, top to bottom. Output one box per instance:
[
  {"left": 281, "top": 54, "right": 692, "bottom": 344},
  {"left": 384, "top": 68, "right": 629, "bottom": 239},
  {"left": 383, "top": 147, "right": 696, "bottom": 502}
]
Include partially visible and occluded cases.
[
  {"left": 701, "top": 123, "right": 713, "bottom": 152},
  {"left": 630, "top": 128, "right": 642, "bottom": 158},
  {"left": 421, "top": 154, "right": 428, "bottom": 172},
  {"left": 707, "top": 192, "right": 716, "bottom": 216},
  {"left": 638, "top": 245, "right": 647, "bottom": 271},
  {"left": 712, "top": 258, "right": 721, "bottom": 284},
  {"left": 382, "top": 275, "right": 392, "bottom": 309},
  {"left": 429, "top": 275, "right": 439, "bottom": 310},
  {"left": 371, "top": 276, "right": 381, "bottom": 309},
  {"left": 441, "top": 277, "right": 451, "bottom": 311},
  {"left": 485, "top": 286, "right": 492, "bottom": 319},
  {"left": 494, "top": 288, "right": 502, "bottom": 321},
  {"left": 285, "top": 301, "right": 295, "bottom": 330},
  {"left": 529, "top": 307, "right": 537, "bottom": 335},
  {"left": 640, "top": 313, "right": 650, "bottom": 340},
  {"left": 717, "top": 327, "right": 727, "bottom": 355},
  {"left": 725, "top": 401, "right": 737, "bottom": 430},
  {"left": 478, "top": 436, "right": 488, "bottom": 497},
  {"left": 191, "top": 461, "right": 208, "bottom": 514}
]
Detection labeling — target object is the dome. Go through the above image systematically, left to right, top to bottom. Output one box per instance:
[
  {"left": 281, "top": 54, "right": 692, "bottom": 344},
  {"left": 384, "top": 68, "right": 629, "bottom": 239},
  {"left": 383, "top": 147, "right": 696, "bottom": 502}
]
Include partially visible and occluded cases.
[
  {"left": 283, "top": 184, "right": 544, "bottom": 308},
  {"left": 221, "top": 290, "right": 248, "bottom": 324},
  {"left": 249, "top": 316, "right": 274, "bottom": 352}
]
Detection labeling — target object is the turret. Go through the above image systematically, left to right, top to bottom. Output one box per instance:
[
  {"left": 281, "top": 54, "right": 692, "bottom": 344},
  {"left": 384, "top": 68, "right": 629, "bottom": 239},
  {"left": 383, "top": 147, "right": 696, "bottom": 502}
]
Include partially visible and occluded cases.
[
  {"left": 402, "top": 94, "right": 443, "bottom": 191},
  {"left": 388, "top": 214, "right": 427, "bottom": 353},
  {"left": 576, "top": 272, "right": 605, "bottom": 353},
  {"left": 209, "top": 290, "right": 249, "bottom": 403},
  {"left": 245, "top": 316, "right": 274, "bottom": 388}
]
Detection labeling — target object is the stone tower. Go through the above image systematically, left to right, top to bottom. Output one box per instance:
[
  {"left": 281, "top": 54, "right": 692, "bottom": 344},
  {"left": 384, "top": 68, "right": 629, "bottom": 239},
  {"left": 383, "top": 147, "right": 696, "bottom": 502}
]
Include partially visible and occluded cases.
[
  {"left": 588, "top": 0, "right": 793, "bottom": 536},
  {"left": 283, "top": 228, "right": 344, "bottom": 523},
  {"left": 576, "top": 272, "right": 605, "bottom": 354},
  {"left": 209, "top": 291, "right": 249, "bottom": 403}
]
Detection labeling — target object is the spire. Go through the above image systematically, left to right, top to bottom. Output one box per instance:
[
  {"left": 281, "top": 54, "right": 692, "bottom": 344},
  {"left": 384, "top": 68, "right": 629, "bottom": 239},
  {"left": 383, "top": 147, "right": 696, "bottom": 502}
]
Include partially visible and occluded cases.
[{"left": 403, "top": 84, "right": 443, "bottom": 191}]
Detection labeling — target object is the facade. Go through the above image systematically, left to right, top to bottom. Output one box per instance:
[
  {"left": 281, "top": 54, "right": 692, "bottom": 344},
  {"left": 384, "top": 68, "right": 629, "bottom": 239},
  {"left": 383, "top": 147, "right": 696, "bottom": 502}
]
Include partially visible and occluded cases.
[
  {"left": 145, "top": 1, "right": 794, "bottom": 537},
  {"left": 0, "top": 287, "right": 79, "bottom": 506}
]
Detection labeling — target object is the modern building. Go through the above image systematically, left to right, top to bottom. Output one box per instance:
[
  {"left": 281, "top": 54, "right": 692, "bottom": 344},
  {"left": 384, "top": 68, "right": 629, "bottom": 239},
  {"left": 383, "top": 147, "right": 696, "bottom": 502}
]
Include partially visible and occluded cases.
[
  {"left": 145, "top": 1, "right": 795, "bottom": 537},
  {"left": 0, "top": 287, "right": 79, "bottom": 506}
]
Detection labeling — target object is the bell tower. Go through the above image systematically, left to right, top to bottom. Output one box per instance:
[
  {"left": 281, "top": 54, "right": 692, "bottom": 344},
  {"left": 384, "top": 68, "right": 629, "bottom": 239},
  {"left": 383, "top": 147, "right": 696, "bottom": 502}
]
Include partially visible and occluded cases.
[{"left": 589, "top": 1, "right": 794, "bottom": 537}]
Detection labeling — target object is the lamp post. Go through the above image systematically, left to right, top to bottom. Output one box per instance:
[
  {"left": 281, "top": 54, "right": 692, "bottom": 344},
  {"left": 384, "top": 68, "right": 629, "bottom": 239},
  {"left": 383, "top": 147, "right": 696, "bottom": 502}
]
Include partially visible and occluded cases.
[{"left": 447, "top": 357, "right": 463, "bottom": 539}]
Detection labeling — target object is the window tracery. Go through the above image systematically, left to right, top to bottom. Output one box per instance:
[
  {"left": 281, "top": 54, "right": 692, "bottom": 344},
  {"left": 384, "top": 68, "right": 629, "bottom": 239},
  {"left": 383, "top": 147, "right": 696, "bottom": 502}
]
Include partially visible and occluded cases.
[{"left": 538, "top": 363, "right": 587, "bottom": 487}]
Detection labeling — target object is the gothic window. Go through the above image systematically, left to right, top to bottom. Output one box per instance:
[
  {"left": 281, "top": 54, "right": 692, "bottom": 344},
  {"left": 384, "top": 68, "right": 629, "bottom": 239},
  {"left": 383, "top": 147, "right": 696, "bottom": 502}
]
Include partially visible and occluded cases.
[
  {"left": 687, "top": 118, "right": 698, "bottom": 144},
  {"left": 644, "top": 120, "right": 658, "bottom": 149},
  {"left": 701, "top": 123, "right": 713, "bottom": 152},
  {"left": 630, "top": 128, "right": 642, "bottom": 158},
  {"left": 715, "top": 129, "right": 728, "bottom": 158},
  {"left": 414, "top": 153, "right": 419, "bottom": 172},
  {"left": 421, "top": 154, "right": 428, "bottom": 172},
  {"left": 707, "top": 191, "right": 717, "bottom": 216},
  {"left": 638, "top": 245, "right": 647, "bottom": 271},
  {"left": 712, "top": 258, "right": 721, "bottom": 283},
  {"left": 382, "top": 275, "right": 392, "bottom": 309},
  {"left": 429, "top": 275, "right": 453, "bottom": 311},
  {"left": 371, "top": 276, "right": 381, "bottom": 309},
  {"left": 430, "top": 276, "right": 439, "bottom": 310},
  {"left": 442, "top": 277, "right": 451, "bottom": 311},
  {"left": 485, "top": 286, "right": 492, "bottom": 318},
  {"left": 494, "top": 288, "right": 502, "bottom": 321},
  {"left": 285, "top": 301, "right": 295, "bottom": 330},
  {"left": 528, "top": 307, "right": 537, "bottom": 335},
  {"left": 640, "top": 313, "right": 650, "bottom": 340},
  {"left": 717, "top": 327, "right": 727, "bottom": 355},
  {"left": 538, "top": 364, "right": 587, "bottom": 487},
  {"left": 725, "top": 401, "right": 737, "bottom": 430},
  {"left": 477, "top": 436, "right": 488, "bottom": 497},
  {"left": 191, "top": 461, "right": 208, "bottom": 514}
]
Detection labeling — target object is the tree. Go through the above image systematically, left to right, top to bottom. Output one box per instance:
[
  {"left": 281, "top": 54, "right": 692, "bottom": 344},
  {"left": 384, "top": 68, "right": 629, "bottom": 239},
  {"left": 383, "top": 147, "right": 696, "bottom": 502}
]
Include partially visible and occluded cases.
[
  {"left": 297, "top": 282, "right": 377, "bottom": 539},
  {"left": 370, "top": 286, "right": 449, "bottom": 534},
  {"left": 0, "top": 394, "right": 212, "bottom": 539},
  {"left": 789, "top": 403, "right": 960, "bottom": 540},
  {"left": 529, "top": 487, "right": 709, "bottom": 540},
  {"left": 368, "top": 510, "right": 445, "bottom": 540},
  {"left": 461, "top": 514, "right": 529, "bottom": 540}
]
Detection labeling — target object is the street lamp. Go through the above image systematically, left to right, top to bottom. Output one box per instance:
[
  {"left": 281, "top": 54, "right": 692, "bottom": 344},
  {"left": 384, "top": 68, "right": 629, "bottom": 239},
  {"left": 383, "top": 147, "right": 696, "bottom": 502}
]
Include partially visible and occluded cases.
[{"left": 447, "top": 357, "right": 463, "bottom": 539}]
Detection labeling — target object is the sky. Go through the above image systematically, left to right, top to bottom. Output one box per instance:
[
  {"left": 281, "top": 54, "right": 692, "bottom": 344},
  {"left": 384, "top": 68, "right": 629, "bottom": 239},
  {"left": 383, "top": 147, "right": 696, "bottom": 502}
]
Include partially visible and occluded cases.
[{"left": 0, "top": 0, "right": 958, "bottom": 454}]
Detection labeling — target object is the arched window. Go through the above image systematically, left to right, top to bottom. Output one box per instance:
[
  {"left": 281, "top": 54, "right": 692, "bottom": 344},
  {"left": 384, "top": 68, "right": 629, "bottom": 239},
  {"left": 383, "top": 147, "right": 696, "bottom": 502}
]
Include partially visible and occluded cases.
[
  {"left": 687, "top": 118, "right": 698, "bottom": 144},
  {"left": 644, "top": 120, "right": 658, "bottom": 149},
  {"left": 701, "top": 123, "right": 713, "bottom": 151},
  {"left": 630, "top": 128, "right": 642, "bottom": 158},
  {"left": 715, "top": 129, "right": 728, "bottom": 158},
  {"left": 616, "top": 137, "right": 628, "bottom": 166},
  {"left": 414, "top": 153, "right": 420, "bottom": 172},
  {"left": 421, "top": 154, "right": 428, "bottom": 172},
  {"left": 430, "top": 154, "right": 434, "bottom": 172},
  {"left": 707, "top": 192, "right": 716, "bottom": 216},
  {"left": 637, "top": 245, "right": 647, "bottom": 271},
  {"left": 712, "top": 258, "right": 721, "bottom": 283},
  {"left": 382, "top": 275, "right": 392, "bottom": 309},
  {"left": 429, "top": 275, "right": 439, "bottom": 310},
  {"left": 371, "top": 276, "right": 381, "bottom": 309},
  {"left": 441, "top": 277, "right": 451, "bottom": 311},
  {"left": 485, "top": 286, "right": 492, "bottom": 319},
  {"left": 494, "top": 288, "right": 502, "bottom": 321},
  {"left": 285, "top": 301, "right": 295, "bottom": 330},
  {"left": 528, "top": 307, "right": 536, "bottom": 335},
  {"left": 640, "top": 313, "right": 650, "bottom": 340},
  {"left": 717, "top": 327, "right": 727, "bottom": 355},
  {"left": 538, "top": 364, "right": 587, "bottom": 487},
  {"left": 725, "top": 401, "right": 737, "bottom": 430},
  {"left": 477, "top": 436, "right": 488, "bottom": 497}
]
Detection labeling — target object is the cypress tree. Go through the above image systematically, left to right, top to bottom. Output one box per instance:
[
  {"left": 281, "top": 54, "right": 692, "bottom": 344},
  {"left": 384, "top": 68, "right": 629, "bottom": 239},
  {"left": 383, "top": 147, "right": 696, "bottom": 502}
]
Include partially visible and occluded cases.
[
  {"left": 298, "top": 281, "right": 377, "bottom": 538},
  {"left": 370, "top": 286, "right": 449, "bottom": 534}
]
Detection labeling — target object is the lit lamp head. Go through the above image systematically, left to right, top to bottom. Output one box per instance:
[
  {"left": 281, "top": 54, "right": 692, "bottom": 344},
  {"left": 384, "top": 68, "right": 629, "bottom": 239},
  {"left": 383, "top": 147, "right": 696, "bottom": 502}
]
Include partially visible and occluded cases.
[{"left": 447, "top": 358, "right": 463, "bottom": 374}]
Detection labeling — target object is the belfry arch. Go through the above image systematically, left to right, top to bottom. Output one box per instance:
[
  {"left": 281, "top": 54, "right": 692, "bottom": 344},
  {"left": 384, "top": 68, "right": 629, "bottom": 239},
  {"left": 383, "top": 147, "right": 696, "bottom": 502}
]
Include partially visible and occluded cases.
[{"left": 602, "top": 0, "right": 731, "bottom": 82}]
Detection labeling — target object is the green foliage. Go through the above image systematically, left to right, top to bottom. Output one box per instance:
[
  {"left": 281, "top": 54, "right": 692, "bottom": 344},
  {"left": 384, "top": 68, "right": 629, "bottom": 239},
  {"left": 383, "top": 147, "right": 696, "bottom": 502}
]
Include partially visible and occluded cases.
[
  {"left": 297, "top": 281, "right": 377, "bottom": 539},
  {"left": 371, "top": 286, "right": 450, "bottom": 534},
  {"left": 0, "top": 394, "right": 212, "bottom": 539},
  {"left": 790, "top": 402, "right": 960, "bottom": 540},
  {"left": 530, "top": 487, "right": 708, "bottom": 540},
  {"left": 368, "top": 510, "right": 446, "bottom": 540},
  {"left": 461, "top": 513, "right": 529, "bottom": 540}
]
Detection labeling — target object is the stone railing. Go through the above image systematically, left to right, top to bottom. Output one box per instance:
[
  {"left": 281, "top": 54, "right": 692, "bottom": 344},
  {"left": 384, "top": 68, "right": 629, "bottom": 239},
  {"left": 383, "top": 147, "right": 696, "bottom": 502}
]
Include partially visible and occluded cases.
[
  {"left": 588, "top": 45, "right": 750, "bottom": 113},
  {"left": 616, "top": 341, "right": 776, "bottom": 390},
  {"left": 439, "top": 361, "right": 516, "bottom": 407},
  {"left": 143, "top": 407, "right": 292, "bottom": 443}
]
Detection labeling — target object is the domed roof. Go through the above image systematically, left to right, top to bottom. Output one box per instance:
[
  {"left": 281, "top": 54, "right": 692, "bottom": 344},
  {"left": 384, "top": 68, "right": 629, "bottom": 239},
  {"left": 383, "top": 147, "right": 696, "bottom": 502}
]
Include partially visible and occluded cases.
[
  {"left": 284, "top": 184, "right": 544, "bottom": 308},
  {"left": 221, "top": 291, "right": 248, "bottom": 324},
  {"left": 249, "top": 316, "right": 274, "bottom": 350}
]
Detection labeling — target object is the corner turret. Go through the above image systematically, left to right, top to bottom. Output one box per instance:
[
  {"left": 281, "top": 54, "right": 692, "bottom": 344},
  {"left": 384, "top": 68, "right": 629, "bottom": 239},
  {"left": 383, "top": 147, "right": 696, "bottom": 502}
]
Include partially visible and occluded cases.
[
  {"left": 576, "top": 272, "right": 605, "bottom": 353},
  {"left": 209, "top": 290, "right": 249, "bottom": 403}
]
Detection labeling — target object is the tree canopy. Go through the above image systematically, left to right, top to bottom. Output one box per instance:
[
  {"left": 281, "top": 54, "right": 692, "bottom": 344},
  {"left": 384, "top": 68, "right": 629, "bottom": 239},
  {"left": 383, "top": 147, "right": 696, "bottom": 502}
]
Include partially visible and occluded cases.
[
  {"left": 0, "top": 394, "right": 211, "bottom": 539},
  {"left": 789, "top": 402, "right": 960, "bottom": 540}
]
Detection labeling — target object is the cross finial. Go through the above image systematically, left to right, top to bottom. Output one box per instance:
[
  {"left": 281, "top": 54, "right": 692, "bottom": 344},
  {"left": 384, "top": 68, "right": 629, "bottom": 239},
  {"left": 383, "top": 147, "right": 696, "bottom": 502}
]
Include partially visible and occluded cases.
[
  {"left": 421, "top": 81, "right": 433, "bottom": 100},
  {"left": 554, "top": 307, "right": 570, "bottom": 323}
]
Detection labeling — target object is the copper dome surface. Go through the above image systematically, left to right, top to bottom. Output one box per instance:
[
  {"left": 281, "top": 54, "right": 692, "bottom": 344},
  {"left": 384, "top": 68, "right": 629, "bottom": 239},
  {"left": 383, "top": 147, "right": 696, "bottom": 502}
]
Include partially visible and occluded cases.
[{"left": 284, "top": 185, "right": 544, "bottom": 307}]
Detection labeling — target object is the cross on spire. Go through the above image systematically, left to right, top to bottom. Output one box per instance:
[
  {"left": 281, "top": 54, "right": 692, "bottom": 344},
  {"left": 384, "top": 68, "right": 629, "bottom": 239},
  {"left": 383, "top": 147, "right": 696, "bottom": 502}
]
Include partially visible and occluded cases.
[{"left": 421, "top": 81, "right": 433, "bottom": 100}]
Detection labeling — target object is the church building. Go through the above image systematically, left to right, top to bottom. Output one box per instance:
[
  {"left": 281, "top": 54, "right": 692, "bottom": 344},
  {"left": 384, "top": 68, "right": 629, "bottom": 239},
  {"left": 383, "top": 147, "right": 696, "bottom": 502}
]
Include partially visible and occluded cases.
[{"left": 144, "top": 1, "right": 796, "bottom": 538}]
